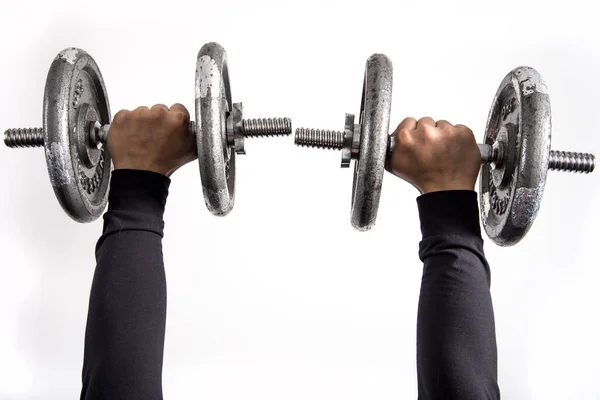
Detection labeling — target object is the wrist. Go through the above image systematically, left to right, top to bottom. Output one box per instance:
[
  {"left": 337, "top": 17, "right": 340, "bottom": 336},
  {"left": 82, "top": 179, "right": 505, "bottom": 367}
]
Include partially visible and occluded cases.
[
  {"left": 113, "top": 161, "right": 169, "bottom": 177},
  {"left": 419, "top": 180, "right": 476, "bottom": 195}
]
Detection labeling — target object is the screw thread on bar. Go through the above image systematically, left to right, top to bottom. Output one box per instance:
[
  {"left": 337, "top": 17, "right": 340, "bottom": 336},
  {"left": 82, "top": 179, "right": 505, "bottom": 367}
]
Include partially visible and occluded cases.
[
  {"left": 242, "top": 117, "right": 292, "bottom": 137},
  {"left": 294, "top": 127, "right": 345, "bottom": 150},
  {"left": 4, "top": 128, "right": 44, "bottom": 148},
  {"left": 549, "top": 150, "right": 595, "bottom": 173}
]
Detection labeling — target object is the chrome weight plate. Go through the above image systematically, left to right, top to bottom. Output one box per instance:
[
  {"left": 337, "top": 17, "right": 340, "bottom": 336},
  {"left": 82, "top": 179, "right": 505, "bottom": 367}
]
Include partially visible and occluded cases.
[
  {"left": 195, "top": 42, "right": 235, "bottom": 216},
  {"left": 42, "top": 48, "right": 112, "bottom": 223},
  {"left": 350, "top": 54, "right": 393, "bottom": 231},
  {"left": 480, "top": 67, "right": 551, "bottom": 246}
]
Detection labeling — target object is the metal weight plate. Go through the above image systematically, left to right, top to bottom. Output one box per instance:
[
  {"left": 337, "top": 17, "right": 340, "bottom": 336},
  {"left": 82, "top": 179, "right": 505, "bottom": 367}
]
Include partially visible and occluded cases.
[
  {"left": 195, "top": 42, "right": 235, "bottom": 216},
  {"left": 43, "top": 48, "right": 112, "bottom": 223},
  {"left": 350, "top": 54, "right": 393, "bottom": 231},
  {"left": 480, "top": 67, "right": 551, "bottom": 246}
]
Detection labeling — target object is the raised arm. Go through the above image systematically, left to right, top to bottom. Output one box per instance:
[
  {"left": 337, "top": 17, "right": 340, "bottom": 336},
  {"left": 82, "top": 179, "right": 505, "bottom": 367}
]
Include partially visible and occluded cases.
[
  {"left": 80, "top": 104, "right": 196, "bottom": 400},
  {"left": 387, "top": 117, "right": 500, "bottom": 399}
]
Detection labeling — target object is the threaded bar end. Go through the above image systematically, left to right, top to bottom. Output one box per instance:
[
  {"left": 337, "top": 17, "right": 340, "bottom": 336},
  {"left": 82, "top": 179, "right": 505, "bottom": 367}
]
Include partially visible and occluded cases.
[
  {"left": 242, "top": 117, "right": 292, "bottom": 137},
  {"left": 294, "top": 127, "right": 345, "bottom": 150},
  {"left": 4, "top": 128, "right": 44, "bottom": 148},
  {"left": 549, "top": 150, "right": 595, "bottom": 173}
]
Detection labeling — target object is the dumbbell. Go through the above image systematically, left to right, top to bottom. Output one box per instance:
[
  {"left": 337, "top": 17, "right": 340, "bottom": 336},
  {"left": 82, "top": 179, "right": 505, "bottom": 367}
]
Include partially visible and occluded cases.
[
  {"left": 4, "top": 43, "right": 292, "bottom": 223},
  {"left": 294, "top": 54, "right": 596, "bottom": 246}
]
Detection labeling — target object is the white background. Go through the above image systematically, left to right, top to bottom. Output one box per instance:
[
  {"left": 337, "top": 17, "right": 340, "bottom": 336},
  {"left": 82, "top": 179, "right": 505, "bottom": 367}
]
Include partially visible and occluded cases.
[{"left": 1, "top": 0, "right": 599, "bottom": 398}]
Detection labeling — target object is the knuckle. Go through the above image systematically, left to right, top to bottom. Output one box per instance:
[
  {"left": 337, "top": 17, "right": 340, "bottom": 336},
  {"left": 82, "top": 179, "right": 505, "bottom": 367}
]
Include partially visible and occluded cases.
[
  {"left": 171, "top": 103, "right": 188, "bottom": 113},
  {"left": 150, "top": 104, "right": 167, "bottom": 112},
  {"left": 133, "top": 106, "right": 150, "bottom": 119},
  {"left": 149, "top": 108, "right": 168, "bottom": 121},
  {"left": 112, "top": 110, "right": 128, "bottom": 125},
  {"left": 172, "top": 110, "right": 188, "bottom": 123},
  {"left": 399, "top": 117, "right": 416, "bottom": 127},
  {"left": 422, "top": 124, "right": 438, "bottom": 137},
  {"left": 439, "top": 124, "right": 454, "bottom": 136},
  {"left": 455, "top": 124, "right": 473, "bottom": 135},
  {"left": 397, "top": 127, "right": 413, "bottom": 143},
  {"left": 461, "top": 129, "right": 476, "bottom": 143}
]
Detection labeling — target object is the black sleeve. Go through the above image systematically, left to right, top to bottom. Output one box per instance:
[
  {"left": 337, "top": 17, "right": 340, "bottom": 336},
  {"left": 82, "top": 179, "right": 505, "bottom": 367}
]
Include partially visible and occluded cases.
[
  {"left": 80, "top": 169, "right": 170, "bottom": 400},
  {"left": 415, "top": 190, "right": 500, "bottom": 400}
]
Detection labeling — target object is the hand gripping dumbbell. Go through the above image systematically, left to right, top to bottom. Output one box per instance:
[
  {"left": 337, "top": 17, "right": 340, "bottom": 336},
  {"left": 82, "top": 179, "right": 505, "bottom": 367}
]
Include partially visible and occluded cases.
[
  {"left": 4, "top": 43, "right": 292, "bottom": 222},
  {"left": 294, "top": 55, "right": 596, "bottom": 246}
]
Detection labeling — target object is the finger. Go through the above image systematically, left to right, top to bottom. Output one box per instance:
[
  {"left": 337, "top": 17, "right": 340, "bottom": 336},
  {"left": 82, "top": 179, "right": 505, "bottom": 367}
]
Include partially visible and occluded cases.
[
  {"left": 169, "top": 103, "right": 191, "bottom": 121},
  {"left": 149, "top": 104, "right": 169, "bottom": 122},
  {"left": 151, "top": 104, "right": 169, "bottom": 112},
  {"left": 133, "top": 106, "right": 150, "bottom": 115},
  {"left": 112, "top": 109, "right": 130, "bottom": 125},
  {"left": 394, "top": 117, "right": 418, "bottom": 133},
  {"left": 416, "top": 117, "right": 436, "bottom": 127},
  {"left": 435, "top": 119, "right": 453, "bottom": 128},
  {"left": 435, "top": 120, "right": 454, "bottom": 136},
  {"left": 398, "top": 124, "right": 416, "bottom": 146},
  {"left": 454, "top": 124, "right": 474, "bottom": 135},
  {"left": 455, "top": 125, "right": 477, "bottom": 144}
]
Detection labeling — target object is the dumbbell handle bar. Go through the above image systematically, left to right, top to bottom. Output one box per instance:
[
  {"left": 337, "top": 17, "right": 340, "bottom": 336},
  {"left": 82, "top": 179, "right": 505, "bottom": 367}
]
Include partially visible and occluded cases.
[
  {"left": 4, "top": 117, "right": 293, "bottom": 149},
  {"left": 2, "top": 122, "right": 184, "bottom": 149},
  {"left": 6, "top": 124, "right": 596, "bottom": 173},
  {"left": 294, "top": 128, "right": 596, "bottom": 173},
  {"left": 479, "top": 143, "right": 595, "bottom": 173}
]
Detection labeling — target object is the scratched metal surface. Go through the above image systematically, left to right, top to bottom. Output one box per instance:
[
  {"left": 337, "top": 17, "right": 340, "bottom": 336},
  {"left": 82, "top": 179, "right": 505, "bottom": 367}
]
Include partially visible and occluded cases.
[
  {"left": 195, "top": 42, "right": 235, "bottom": 216},
  {"left": 42, "top": 48, "right": 112, "bottom": 223},
  {"left": 350, "top": 54, "right": 393, "bottom": 231},
  {"left": 480, "top": 66, "right": 551, "bottom": 246}
]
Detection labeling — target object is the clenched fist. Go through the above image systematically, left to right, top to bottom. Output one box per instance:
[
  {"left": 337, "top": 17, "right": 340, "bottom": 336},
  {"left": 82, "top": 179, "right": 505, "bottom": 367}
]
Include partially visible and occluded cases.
[
  {"left": 107, "top": 104, "right": 197, "bottom": 177},
  {"left": 386, "top": 117, "right": 481, "bottom": 194}
]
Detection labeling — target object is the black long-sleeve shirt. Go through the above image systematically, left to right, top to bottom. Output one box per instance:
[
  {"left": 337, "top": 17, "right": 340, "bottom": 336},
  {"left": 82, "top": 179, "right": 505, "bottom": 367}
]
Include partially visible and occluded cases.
[
  {"left": 80, "top": 170, "right": 500, "bottom": 400},
  {"left": 416, "top": 191, "right": 500, "bottom": 399}
]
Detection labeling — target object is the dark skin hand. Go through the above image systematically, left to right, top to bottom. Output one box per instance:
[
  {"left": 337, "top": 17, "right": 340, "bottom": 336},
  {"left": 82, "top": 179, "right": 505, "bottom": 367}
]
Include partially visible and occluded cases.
[
  {"left": 107, "top": 103, "right": 197, "bottom": 177},
  {"left": 385, "top": 117, "right": 482, "bottom": 194}
]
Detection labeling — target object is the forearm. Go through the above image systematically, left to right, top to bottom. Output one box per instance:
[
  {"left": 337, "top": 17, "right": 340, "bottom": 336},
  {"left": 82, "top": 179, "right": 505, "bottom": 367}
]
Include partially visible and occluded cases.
[
  {"left": 81, "top": 170, "right": 170, "bottom": 400},
  {"left": 416, "top": 191, "right": 500, "bottom": 399}
]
